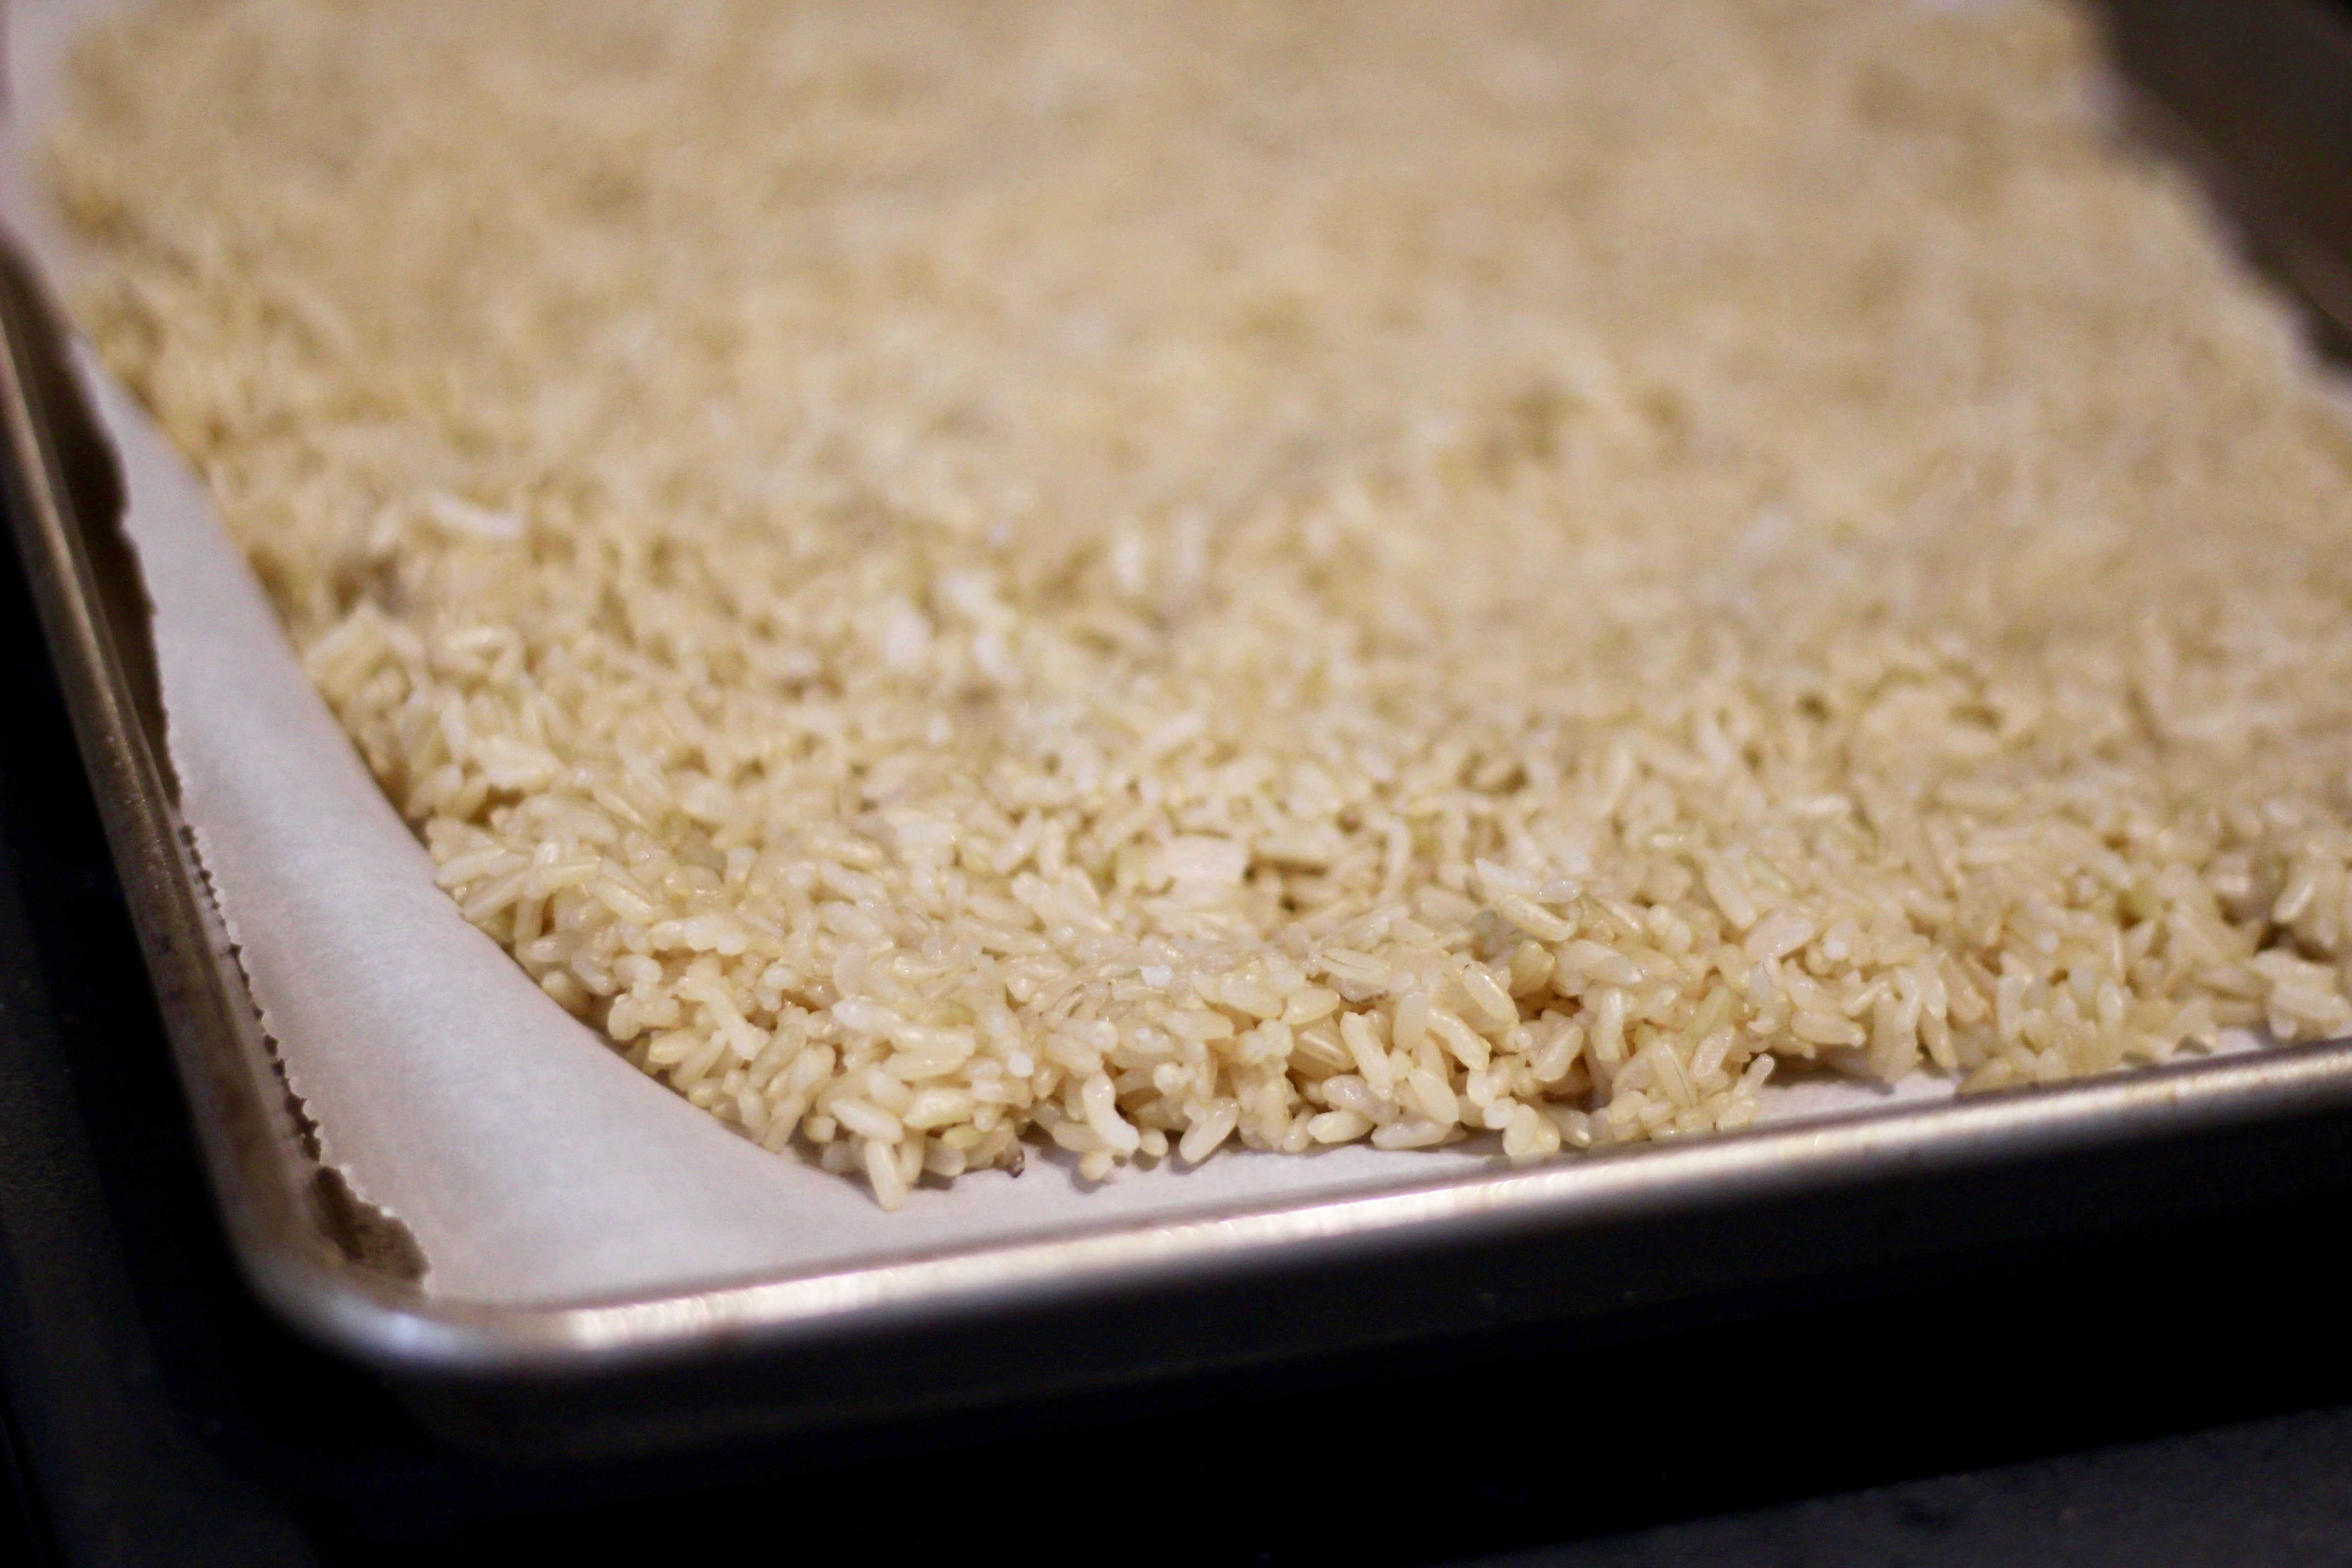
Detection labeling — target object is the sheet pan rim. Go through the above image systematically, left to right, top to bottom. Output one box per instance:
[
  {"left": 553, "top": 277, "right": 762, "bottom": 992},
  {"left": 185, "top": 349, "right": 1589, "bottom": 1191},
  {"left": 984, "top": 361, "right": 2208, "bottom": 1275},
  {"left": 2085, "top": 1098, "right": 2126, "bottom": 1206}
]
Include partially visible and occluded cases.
[
  {"left": 15, "top": 0, "right": 2352, "bottom": 1376},
  {"left": 223, "top": 1032, "right": 2352, "bottom": 1374}
]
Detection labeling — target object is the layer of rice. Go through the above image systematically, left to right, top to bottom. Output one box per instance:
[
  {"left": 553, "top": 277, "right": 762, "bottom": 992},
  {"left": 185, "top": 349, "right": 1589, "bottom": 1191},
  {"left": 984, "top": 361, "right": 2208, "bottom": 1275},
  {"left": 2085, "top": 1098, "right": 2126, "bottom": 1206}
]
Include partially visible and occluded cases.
[{"left": 49, "top": 0, "right": 2352, "bottom": 1207}]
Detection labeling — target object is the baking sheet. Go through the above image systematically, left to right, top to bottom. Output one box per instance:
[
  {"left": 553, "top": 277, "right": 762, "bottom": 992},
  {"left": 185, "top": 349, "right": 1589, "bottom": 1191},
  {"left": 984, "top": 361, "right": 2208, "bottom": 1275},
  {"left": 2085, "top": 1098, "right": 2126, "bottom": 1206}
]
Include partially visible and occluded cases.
[{"left": 3, "top": 0, "right": 2219, "bottom": 1309}]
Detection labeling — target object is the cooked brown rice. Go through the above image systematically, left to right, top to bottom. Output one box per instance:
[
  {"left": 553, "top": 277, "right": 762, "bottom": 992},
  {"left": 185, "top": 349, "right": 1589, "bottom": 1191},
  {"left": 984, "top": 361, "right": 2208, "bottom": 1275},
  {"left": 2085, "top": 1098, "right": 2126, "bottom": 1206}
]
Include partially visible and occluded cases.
[{"left": 49, "top": 0, "right": 2352, "bottom": 1206}]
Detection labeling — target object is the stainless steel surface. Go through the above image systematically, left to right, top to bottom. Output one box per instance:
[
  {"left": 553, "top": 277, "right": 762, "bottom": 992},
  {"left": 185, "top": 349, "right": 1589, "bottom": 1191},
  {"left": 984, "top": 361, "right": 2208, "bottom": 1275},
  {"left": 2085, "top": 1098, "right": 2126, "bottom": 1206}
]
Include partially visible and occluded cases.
[
  {"left": 6, "top": 0, "right": 2352, "bottom": 1406},
  {"left": 0, "top": 245, "right": 427, "bottom": 1344},
  {"left": 297, "top": 1040, "right": 2352, "bottom": 1370}
]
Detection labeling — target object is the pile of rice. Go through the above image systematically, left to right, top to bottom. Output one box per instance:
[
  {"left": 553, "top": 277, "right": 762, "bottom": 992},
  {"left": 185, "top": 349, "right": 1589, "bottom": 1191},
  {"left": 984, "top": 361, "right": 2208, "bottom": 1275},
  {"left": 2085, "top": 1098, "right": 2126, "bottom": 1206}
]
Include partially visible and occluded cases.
[{"left": 49, "top": 0, "right": 2352, "bottom": 1207}]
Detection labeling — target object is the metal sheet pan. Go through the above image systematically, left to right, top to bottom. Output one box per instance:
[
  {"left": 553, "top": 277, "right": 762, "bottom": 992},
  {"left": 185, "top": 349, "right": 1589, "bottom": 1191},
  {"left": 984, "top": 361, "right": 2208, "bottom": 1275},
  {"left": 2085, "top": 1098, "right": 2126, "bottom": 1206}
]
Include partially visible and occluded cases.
[{"left": 8, "top": 0, "right": 2352, "bottom": 1452}]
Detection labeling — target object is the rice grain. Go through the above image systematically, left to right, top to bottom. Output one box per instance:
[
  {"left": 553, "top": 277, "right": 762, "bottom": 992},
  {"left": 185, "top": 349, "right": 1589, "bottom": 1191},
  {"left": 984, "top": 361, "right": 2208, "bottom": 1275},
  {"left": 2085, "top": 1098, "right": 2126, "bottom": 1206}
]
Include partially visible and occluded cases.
[{"left": 53, "top": 0, "right": 2352, "bottom": 1208}]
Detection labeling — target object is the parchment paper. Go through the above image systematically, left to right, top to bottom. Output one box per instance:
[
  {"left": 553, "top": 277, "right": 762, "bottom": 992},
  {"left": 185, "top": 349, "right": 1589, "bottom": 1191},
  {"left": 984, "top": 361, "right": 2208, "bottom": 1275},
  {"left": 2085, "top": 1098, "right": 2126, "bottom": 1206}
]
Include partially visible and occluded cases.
[{"left": 3, "top": 0, "right": 2181, "bottom": 1308}]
